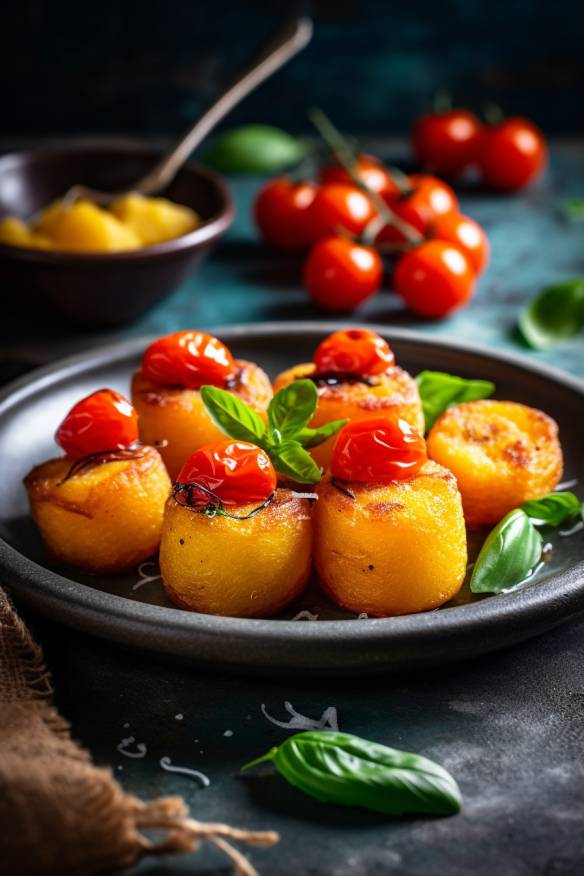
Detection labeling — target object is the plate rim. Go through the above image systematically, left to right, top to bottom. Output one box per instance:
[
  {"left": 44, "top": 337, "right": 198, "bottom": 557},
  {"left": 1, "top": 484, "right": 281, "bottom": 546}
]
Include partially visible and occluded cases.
[{"left": 1, "top": 321, "right": 583, "bottom": 660}]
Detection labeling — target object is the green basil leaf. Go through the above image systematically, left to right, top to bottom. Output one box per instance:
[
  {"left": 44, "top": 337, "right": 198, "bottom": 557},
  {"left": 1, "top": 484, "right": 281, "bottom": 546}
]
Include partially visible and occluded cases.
[
  {"left": 204, "top": 124, "right": 307, "bottom": 174},
  {"left": 561, "top": 199, "right": 584, "bottom": 222},
  {"left": 519, "top": 279, "right": 584, "bottom": 350},
  {"left": 415, "top": 371, "right": 495, "bottom": 433},
  {"left": 268, "top": 380, "right": 318, "bottom": 440},
  {"left": 200, "top": 385, "right": 266, "bottom": 445},
  {"left": 295, "top": 419, "right": 349, "bottom": 449},
  {"left": 272, "top": 441, "right": 322, "bottom": 485},
  {"left": 521, "top": 491, "right": 582, "bottom": 527},
  {"left": 470, "top": 509, "right": 543, "bottom": 594},
  {"left": 242, "top": 730, "right": 461, "bottom": 817}
]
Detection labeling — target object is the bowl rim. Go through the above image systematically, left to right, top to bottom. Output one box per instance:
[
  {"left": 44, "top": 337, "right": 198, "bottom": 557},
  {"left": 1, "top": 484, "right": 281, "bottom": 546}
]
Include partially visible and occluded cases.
[
  {"left": 0, "top": 139, "right": 235, "bottom": 263},
  {"left": 0, "top": 321, "right": 583, "bottom": 673}
]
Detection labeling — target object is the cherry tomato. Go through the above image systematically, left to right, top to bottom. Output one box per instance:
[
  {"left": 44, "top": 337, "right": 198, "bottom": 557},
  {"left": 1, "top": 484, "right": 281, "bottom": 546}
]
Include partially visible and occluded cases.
[
  {"left": 412, "top": 109, "right": 482, "bottom": 176},
  {"left": 478, "top": 117, "right": 547, "bottom": 191},
  {"left": 319, "top": 154, "right": 399, "bottom": 200},
  {"left": 378, "top": 174, "right": 459, "bottom": 244},
  {"left": 254, "top": 178, "right": 317, "bottom": 249},
  {"left": 306, "top": 183, "right": 377, "bottom": 244},
  {"left": 431, "top": 212, "right": 490, "bottom": 274},
  {"left": 304, "top": 235, "right": 382, "bottom": 313},
  {"left": 394, "top": 240, "right": 475, "bottom": 319},
  {"left": 313, "top": 328, "right": 394, "bottom": 377},
  {"left": 142, "top": 331, "right": 235, "bottom": 390},
  {"left": 56, "top": 389, "right": 139, "bottom": 459},
  {"left": 331, "top": 416, "right": 427, "bottom": 483},
  {"left": 175, "top": 440, "right": 276, "bottom": 507}
]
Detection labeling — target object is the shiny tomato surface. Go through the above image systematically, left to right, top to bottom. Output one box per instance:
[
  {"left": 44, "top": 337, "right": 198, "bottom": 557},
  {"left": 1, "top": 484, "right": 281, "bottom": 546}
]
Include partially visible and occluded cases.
[
  {"left": 412, "top": 109, "right": 482, "bottom": 175},
  {"left": 478, "top": 117, "right": 547, "bottom": 191},
  {"left": 319, "top": 154, "right": 399, "bottom": 199},
  {"left": 378, "top": 174, "right": 459, "bottom": 244},
  {"left": 254, "top": 178, "right": 317, "bottom": 249},
  {"left": 306, "top": 183, "right": 377, "bottom": 244},
  {"left": 431, "top": 212, "right": 490, "bottom": 274},
  {"left": 304, "top": 235, "right": 382, "bottom": 313},
  {"left": 394, "top": 240, "right": 475, "bottom": 318},
  {"left": 313, "top": 328, "right": 394, "bottom": 376},
  {"left": 142, "top": 331, "right": 235, "bottom": 390},
  {"left": 55, "top": 389, "right": 139, "bottom": 459},
  {"left": 331, "top": 416, "right": 427, "bottom": 483},
  {"left": 176, "top": 440, "right": 277, "bottom": 507}
]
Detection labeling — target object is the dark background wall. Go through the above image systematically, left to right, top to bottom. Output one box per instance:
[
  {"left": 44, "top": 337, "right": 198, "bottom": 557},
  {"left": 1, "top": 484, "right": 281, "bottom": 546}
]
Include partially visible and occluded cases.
[{"left": 3, "top": 0, "right": 583, "bottom": 137}]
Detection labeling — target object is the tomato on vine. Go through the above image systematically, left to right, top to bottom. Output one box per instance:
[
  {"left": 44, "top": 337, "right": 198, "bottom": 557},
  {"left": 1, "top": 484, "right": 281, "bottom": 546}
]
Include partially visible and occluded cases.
[
  {"left": 412, "top": 109, "right": 482, "bottom": 176},
  {"left": 478, "top": 117, "right": 547, "bottom": 191},
  {"left": 319, "top": 154, "right": 399, "bottom": 200},
  {"left": 378, "top": 174, "right": 459, "bottom": 245},
  {"left": 254, "top": 178, "right": 317, "bottom": 249},
  {"left": 306, "top": 183, "right": 377, "bottom": 244},
  {"left": 431, "top": 212, "right": 490, "bottom": 274},
  {"left": 304, "top": 235, "right": 382, "bottom": 313},
  {"left": 394, "top": 240, "right": 475, "bottom": 318},
  {"left": 56, "top": 389, "right": 139, "bottom": 459},
  {"left": 332, "top": 416, "right": 427, "bottom": 483}
]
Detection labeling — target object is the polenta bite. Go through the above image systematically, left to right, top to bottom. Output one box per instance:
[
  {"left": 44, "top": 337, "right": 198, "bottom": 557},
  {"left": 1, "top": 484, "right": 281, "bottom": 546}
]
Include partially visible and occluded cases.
[
  {"left": 273, "top": 329, "right": 424, "bottom": 469},
  {"left": 132, "top": 331, "right": 272, "bottom": 480},
  {"left": 24, "top": 389, "right": 171, "bottom": 573},
  {"left": 426, "top": 399, "right": 563, "bottom": 527},
  {"left": 314, "top": 417, "right": 467, "bottom": 616},
  {"left": 159, "top": 440, "right": 312, "bottom": 617}
]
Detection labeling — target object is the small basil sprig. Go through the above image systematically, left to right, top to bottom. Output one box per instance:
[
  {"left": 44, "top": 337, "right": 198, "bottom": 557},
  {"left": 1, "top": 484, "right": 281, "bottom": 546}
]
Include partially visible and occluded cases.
[
  {"left": 204, "top": 124, "right": 307, "bottom": 174},
  {"left": 561, "top": 199, "right": 584, "bottom": 222},
  {"left": 519, "top": 279, "right": 584, "bottom": 350},
  {"left": 415, "top": 371, "right": 495, "bottom": 433},
  {"left": 201, "top": 380, "right": 347, "bottom": 484},
  {"left": 521, "top": 491, "right": 582, "bottom": 527},
  {"left": 470, "top": 509, "right": 542, "bottom": 594},
  {"left": 242, "top": 731, "right": 462, "bottom": 817}
]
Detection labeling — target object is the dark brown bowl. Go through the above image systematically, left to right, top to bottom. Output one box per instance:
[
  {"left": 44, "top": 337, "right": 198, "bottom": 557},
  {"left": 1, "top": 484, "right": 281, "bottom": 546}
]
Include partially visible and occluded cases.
[{"left": 0, "top": 141, "right": 234, "bottom": 326}]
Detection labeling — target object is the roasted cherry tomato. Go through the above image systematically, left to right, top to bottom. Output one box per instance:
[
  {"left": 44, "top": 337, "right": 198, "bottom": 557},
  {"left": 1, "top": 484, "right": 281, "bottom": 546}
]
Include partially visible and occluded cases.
[
  {"left": 412, "top": 109, "right": 482, "bottom": 176},
  {"left": 478, "top": 117, "right": 547, "bottom": 192},
  {"left": 319, "top": 154, "right": 399, "bottom": 200},
  {"left": 378, "top": 174, "right": 459, "bottom": 244},
  {"left": 254, "top": 178, "right": 317, "bottom": 249},
  {"left": 306, "top": 183, "right": 377, "bottom": 244},
  {"left": 431, "top": 212, "right": 490, "bottom": 274},
  {"left": 304, "top": 235, "right": 382, "bottom": 313},
  {"left": 394, "top": 240, "right": 475, "bottom": 319},
  {"left": 313, "top": 328, "right": 394, "bottom": 376},
  {"left": 142, "top": 331, "right": 235, "bottom": 390},
  {"left": 56, "top": 389, "right": 139, "bottom": 459},
  {"left": 331, "top": 416, "right": 427, "bottom": 483},
  {"left": 175, "top": 440, "right": 277, "bottom": 507}
]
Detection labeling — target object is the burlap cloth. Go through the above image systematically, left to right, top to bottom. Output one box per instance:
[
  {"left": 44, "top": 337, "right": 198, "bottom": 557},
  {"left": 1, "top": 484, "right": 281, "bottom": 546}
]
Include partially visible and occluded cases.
[{"left": 0, "top": 586, "right": 278, "bottom": 876}]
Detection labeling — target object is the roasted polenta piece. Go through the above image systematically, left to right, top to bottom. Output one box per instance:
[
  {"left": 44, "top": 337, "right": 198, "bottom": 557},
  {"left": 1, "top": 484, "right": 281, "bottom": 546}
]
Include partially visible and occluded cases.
[
  {"left": 273, "top": 329, "right": 424, "bottom": 469},
  {"left": 132, "top": 331, "right": 272, "bottom": 480},
  {"left": 23, "top": 389, "right": 170, "bottom": 573},
  {"left": 426, "top": 399, "right": 563, "bottom": 527},
  {"left": 314, "top": 417, "right": 467, "bottom": 616},
  {"left": 160, "top": 441, "right": 312, "bottom": 617}
]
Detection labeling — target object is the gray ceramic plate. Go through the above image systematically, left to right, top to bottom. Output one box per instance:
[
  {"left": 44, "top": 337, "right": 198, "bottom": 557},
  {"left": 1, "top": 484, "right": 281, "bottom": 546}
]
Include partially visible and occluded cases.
[{"left": 0, "top": 322, "right": 583, "bottom": 675}]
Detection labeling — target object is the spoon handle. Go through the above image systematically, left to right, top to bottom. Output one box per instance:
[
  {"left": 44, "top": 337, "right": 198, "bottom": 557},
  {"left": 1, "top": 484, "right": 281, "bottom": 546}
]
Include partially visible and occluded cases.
[{"left": 135, "top": 17, "right": 313, "bottom": 196}]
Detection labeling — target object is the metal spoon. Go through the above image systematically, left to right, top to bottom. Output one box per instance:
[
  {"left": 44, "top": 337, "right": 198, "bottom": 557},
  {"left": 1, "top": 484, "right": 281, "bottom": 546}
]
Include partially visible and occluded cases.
[{"left": 63, "top": 17, "right": 313, "bottom": 207}]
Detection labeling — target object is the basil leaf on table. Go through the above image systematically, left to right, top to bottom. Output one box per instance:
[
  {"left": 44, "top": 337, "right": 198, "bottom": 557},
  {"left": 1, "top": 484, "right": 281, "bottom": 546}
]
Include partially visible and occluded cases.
[
  {"left": 204, "top": 124, "right": 307, "bottom": 174},
  {"left": 561, "top": 199, "right": 584, "bottom": 222},
  {"left": 519, "top": 279, "right": 584, "bottom": 350},
  {"left": 415, "top": 371, "right": 495, "bottom": 433},
  {"left": 267, "top": 379, "right": 318, "bottom": 439},
  {"left": 200, "top": 386, "right": 266, "bottom": 444},
  {"left": 295, "top": 419, "right": 349, "bottom": 449},
  {"left": 271, "top": 441, "right": 322, "bottom": 485},
  {"left": 521, "top": 491, "right": 582, "bottom": 527},
  {"left": 470, "top": 509, "right": 543, "bottom": 594},
  {"left": 242, "top": 730, "right": 462, "bottom": 817}
]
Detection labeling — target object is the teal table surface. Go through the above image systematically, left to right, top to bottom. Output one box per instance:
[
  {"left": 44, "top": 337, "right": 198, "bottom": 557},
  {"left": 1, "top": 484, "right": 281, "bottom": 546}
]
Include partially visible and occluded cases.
[{"left": 4, "top": 140, "right": 584, "bottom": 876}]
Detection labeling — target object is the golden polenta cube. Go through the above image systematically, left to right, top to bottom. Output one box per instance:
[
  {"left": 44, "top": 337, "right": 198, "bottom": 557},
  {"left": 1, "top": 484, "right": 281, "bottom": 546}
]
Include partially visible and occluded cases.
[
  {"left": 132, "top": 360, "right": 272, "bottom": 480},
  {"left": 273, "top": 363, "right": 424, "bottom": 470},
  {"left": 426, "top": 399, "right": 563, "bottom": 527},
  {"left": 23, "top": 446, "right": 171, "bottom": 573},
  {"left": 314, "top": 461, "right": 467, "bottom": 616},
  {"left": 160, "top": 490, "right": 312, "bottom": 617}
]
